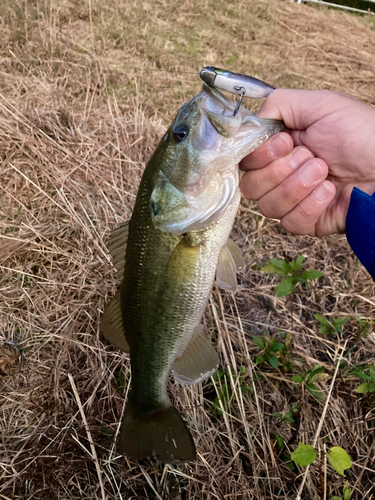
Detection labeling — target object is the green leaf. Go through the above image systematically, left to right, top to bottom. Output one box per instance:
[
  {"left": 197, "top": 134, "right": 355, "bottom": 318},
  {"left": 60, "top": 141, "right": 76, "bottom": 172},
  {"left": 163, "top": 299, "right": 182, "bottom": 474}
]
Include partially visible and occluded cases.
[
  {"left": 295, "top": 254, "right": 304, "bottom": 267},
  {"left": 270, "top": 258, "right": 291, "bottom": 273},
  {"left": 261, "top": 263, "right": 287, "bottom": 276},
  {"left": 301, "top": 269, "right": 323, "bottom": 281},
  {"left": 276, "top": 277, "right": 296, "bottom": 297},
  {"left": 314, "top": 314, "right": 331, "bottom": 327},
  {"left": 314, "top": 315, "right": 334, "bottom": 335},
  {"left": 333, "top": 317, "right": 351, "bottom": 328},
  {"left": 252, "top": 335, "right": 266, "bottom": 349},
  {"left": 270, "top": 341, "right": 284, "bottom": 353},
  {"left": 256, "top": 354, "right": 266, "bottom": 365},
  {"left": 268, "top": 355, "right": 278, "bottom": 369},
  {"left": 307, "top": 365, "right": 324, "bottom": 382},
  {"left": 369, "top": 365, "right": 375, "bottom": 379},
  {"left": 352, "top": 368, "right": 371, "bottom": 381},
  {"left": 292, "top": 375, "right": 304, "bottom": 383},
  {"left": 306, "top": 383, "right": 324, "bottom": 400},
  {"left": 355, "top": 383, "right": 371, "bottom": 394},
  {"left": 241, "top": 385, "right": 252, "bottom": 392},
  {"left": 275, "top": 434, "right": 284, "bottom": 450},
  {"left": 291, "top": 443, "right": 316, "bottom": 466},
  {"left": 327, "top": 447, "right": 352, "bottom": 477},
  {"left": 283, "top": 457, "right": 296, "bottom": 471},
  {"left": 343, "top": 482, "right": 352, "bottom": 500},
  {"left": 330, "top": 497, "right": 342, "bottom": 500}
]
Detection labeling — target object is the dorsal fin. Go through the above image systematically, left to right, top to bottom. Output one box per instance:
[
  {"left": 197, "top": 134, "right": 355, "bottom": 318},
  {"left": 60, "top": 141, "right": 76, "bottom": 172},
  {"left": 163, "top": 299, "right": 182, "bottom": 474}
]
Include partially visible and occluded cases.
[
  {"left": 107, "top": 222, "right": 129, "bottom": 281},
  {"left": 172, "top": 325, "right": 219, "bottom": 385}
]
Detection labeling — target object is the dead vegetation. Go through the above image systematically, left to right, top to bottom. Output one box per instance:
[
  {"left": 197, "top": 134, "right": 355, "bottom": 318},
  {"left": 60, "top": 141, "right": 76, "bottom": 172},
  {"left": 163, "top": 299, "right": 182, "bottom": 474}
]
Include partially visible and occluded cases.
[{"left": 0, "top": 0, "right": 375, "bottom": 498}]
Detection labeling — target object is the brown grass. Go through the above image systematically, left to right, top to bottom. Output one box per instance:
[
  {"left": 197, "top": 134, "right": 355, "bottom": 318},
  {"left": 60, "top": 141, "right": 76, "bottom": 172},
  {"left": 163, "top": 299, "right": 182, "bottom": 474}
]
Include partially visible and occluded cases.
[{"left": 0, "top": 0, "right": 375, "bottom": 498}]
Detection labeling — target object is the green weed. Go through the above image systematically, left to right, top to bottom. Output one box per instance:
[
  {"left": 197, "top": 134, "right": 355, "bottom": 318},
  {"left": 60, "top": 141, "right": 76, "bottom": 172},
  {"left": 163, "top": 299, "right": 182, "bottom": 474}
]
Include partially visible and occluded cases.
[
  {"left": 254, "top": 255, "right": 323, "bottom": 297},
  {"left": 314, "top": 314, "right": 350, "bottom": 336},
  {"left": 253, "top": 331, "right": 294, "bottom": 372},
  {"left": 292, "top": 364, "right": 327, "bottom": 400},
  {"left": 351, "top": 365, "right": 375, "bottom": 394},
  {"left": 212, "top": 366, "right": 252, "bottom": 415},
  {"left": 274, "top": 402, "right": 299, "bottom": 424},
  {"left": 274, "top": 433, "right": 296, "bottom": 471},
  {"left": 292, "top": 442, "right": 352, "bottom": 477},
  {"left": 331, "top": 482, "right": 352, "bottom": 500}
]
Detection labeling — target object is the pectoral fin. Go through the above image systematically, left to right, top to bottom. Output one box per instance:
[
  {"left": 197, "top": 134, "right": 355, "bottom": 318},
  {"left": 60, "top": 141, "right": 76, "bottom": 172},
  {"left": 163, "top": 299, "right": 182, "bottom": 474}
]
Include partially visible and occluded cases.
[
  {"left": 107, "top": 222, "right": 129, "bottom": 281},
  {"left": 216, "top": 238, "right": 244, "bottom": 293},
  {"left": 226, "top": 238, "right": 245, "bottom": 270},
  {"left": 100, "top": 289, "right": 129, "bottom": 352},
  {"left": 172, "top": 325, "right": 219, "bottom": 385}
]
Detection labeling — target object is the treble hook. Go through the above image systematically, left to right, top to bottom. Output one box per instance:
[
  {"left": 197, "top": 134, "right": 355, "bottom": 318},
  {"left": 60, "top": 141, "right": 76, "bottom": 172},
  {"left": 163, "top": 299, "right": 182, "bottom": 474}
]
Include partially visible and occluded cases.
[
  {"left": 199, "top": 66, "right": 275, "bottom": 116},
  {"left": 233, "top": 86, "right": 245, "bottom": 116}
]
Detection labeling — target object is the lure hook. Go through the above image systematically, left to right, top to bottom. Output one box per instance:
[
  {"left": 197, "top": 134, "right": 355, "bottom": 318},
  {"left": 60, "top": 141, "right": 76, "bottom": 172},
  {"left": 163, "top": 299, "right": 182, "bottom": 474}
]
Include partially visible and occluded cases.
[
  {"left": 199, "top": 66, "right": 275, "bottom": 115},
  {"left": 233, "top": 86, "right": 245, "bottom": 117}
]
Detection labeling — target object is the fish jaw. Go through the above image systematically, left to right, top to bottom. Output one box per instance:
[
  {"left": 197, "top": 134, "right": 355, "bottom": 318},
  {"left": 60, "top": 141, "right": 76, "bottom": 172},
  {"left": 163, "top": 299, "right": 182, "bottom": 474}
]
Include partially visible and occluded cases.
[{"left": 150, "top": 84, "right": 283, "bottom": 235}]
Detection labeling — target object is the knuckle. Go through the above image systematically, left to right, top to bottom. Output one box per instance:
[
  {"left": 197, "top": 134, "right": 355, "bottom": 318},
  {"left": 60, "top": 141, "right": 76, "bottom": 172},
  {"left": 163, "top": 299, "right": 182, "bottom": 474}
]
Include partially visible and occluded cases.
[
  {"left": 266, "top": 163, "right": 285, "bottom": 186},
  {"left": 240, "top": 176, "right": 258, "bottom": 201},
  {"left": 258, "top": 199, "right": 276, "bottom": 219},
  {"left": 281, "top": 205, "right": 317, "bottom": 235}
]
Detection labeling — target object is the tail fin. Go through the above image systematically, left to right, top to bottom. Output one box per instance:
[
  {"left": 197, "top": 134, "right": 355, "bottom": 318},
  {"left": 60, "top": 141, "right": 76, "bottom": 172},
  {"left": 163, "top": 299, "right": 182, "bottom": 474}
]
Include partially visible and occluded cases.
[{"left": 119, "top": 403, "right": 196, "bottom": 464}]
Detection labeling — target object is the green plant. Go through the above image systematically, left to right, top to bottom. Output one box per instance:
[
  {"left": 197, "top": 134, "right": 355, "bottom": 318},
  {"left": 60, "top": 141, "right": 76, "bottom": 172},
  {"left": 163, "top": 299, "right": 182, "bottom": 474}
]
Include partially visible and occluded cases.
[
  {"left": 254, "top": 255, "right": 323, "bottom": 297},
  {"left": 314, "top": 314, "right": 351, "bottom": 336},
  {"left": 352, "top": 315, "right": 374, "bottom": 337},
  {"left": 252, "top": 332, "right": 294, "bottom": 371},
  {"left": 292, "top": 364, "right": 327, "bottom": 400},
  {"left": 212, "top": 365, "right": 252, "bottom": 415},
  {"left": 352, "top": 365, "right": 375, "bottom": 394},
  {"left": 274, "top": 402, "right": 299, "bottom": 424},
  {"left": 274, "top": 433, "right": 296, "bottom": 471},
  {"left": 291, "top": 442, "right": 352, "bottom": 477},
  {"left": 331, "top": 482, "right": 352, "bottom": 500}
]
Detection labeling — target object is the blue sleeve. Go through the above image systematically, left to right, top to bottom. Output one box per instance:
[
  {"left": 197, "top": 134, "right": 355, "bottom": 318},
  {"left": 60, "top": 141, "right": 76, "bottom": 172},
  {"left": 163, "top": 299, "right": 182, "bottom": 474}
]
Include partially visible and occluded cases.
[{"left": 346, "top": 187, "right": 375, "bottom": 280}]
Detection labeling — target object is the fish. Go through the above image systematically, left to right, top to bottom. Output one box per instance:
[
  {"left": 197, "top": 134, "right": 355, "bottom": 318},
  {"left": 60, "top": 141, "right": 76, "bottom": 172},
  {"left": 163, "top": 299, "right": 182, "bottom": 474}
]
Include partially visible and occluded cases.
[{"left": 100, "top": 83, "right": 284, "bottom": 464}]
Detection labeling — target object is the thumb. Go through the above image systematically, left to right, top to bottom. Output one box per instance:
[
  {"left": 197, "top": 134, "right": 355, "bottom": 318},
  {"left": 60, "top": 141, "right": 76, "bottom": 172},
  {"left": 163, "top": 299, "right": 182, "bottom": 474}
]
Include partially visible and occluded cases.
[{"left": 257, "top": 88, "right": 335, "bottom": 130}]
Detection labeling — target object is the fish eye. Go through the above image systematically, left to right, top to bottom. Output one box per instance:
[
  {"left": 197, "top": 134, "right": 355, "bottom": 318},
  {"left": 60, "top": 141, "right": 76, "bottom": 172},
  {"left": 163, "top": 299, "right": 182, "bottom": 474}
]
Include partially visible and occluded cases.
[{"left": 172, "top": 124, "right": 189, "bottom": 144}]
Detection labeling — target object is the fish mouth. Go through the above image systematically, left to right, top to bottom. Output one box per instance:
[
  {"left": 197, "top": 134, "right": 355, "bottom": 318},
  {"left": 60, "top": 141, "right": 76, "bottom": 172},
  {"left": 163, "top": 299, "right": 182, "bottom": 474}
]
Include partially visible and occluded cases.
[
  {"left": 188, "top": 83, "right": 284, "bottom": 189},
  {"left": 199, "top": 83, "right": 283, "bottom": 147},
  {"left": 201, "top": 83, "right": 237, "bottom": 115},
  {"left": 150, "top": 84, "right": 284, "bottom": 236}
]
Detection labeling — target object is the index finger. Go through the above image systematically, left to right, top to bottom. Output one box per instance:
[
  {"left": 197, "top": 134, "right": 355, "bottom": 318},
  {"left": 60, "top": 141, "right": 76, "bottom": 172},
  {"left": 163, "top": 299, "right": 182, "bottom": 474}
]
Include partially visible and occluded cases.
[{"left": 240, "top": 132, "right": 293, "bottom": 171}]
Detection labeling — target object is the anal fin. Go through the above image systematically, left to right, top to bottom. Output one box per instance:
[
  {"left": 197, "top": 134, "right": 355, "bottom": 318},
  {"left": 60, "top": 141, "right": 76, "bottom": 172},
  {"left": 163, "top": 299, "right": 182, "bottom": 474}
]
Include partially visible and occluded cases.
[
  {"left": 100, "top": 289, "right": 129, "bottom": 352},
  {"left": 172, "top": 325, "right": 219, "bottom": 385}
]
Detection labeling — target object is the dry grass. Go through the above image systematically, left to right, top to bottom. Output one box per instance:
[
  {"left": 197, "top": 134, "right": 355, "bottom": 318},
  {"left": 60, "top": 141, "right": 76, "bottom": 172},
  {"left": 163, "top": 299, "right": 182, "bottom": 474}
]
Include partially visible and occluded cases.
[{"left": 0, "top": 0, "right": 375, "bottom": 498}]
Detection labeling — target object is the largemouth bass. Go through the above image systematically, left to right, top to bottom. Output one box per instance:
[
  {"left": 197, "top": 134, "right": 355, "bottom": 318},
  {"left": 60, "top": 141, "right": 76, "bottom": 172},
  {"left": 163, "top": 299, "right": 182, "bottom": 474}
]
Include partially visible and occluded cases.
[{"left": 100, "top": 83, "right": 283, "bottom": 463}]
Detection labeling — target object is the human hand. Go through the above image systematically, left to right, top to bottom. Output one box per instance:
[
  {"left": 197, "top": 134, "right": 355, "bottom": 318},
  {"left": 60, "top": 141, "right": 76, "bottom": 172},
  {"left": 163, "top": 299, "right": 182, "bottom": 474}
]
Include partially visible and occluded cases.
[{"left": 240, "top": 89, "right": 375, "bottom": 237}]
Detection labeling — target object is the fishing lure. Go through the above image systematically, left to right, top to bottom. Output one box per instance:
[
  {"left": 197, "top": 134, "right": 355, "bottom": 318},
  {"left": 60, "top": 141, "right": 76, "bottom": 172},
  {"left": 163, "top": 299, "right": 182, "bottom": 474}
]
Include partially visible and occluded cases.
[{"left": 199, "top": 66, "right": 275, "bottom": 115}]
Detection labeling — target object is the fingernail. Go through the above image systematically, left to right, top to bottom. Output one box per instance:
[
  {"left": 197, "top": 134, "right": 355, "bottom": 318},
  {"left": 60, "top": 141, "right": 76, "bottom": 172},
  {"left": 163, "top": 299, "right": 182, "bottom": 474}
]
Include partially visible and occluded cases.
[
  {"left": 268, "top": 134, "right": 291, "bottom": 157},
  {"left": 290, "top": 148, "right": 314, "bottom": 170},
  {"left": 300, "top": 159, "right": 323, "bottom": 184},
  {"left": 314, "top": 182, "right": 334, "bottom": 202}
]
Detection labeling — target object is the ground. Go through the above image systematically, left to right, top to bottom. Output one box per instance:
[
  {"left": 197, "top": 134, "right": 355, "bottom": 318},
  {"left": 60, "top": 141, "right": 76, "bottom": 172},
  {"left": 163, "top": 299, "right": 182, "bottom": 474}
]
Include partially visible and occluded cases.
[{"left": 0, "top": 0, "right": 375, "bottom": 498}]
